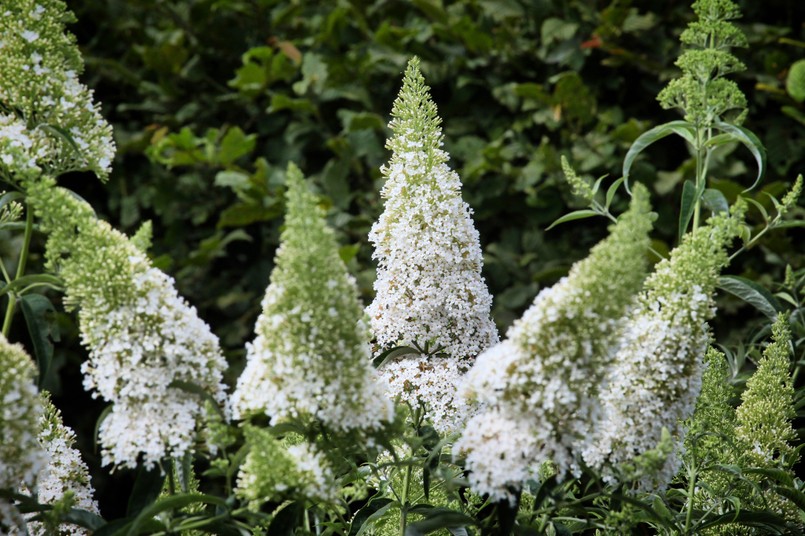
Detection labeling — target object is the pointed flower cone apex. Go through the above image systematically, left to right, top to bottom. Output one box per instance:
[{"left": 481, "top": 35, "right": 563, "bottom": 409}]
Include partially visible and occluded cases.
[
  {"left": 0, "top": 0, "right": 114, "bottom": 182},
  {"left": 367, "top": 57, "right": 498, "bottom": 432},
  {"left": 232, "top": 163, "right": 393, "bottom": 433},
  {"left": 26, "top": 179, "right": 229, "bottom": 471},
  {"left": 456, "top": 184, "right": 654, "bottom": 502},
  {"left": 585, "top": 205, "right": 745, "bottom": 489},
  {"left": 735, "top": 314, "right": 798, "bottom": 471},
  {"left": 0, "top": 336, "right": 47, "bottom": 532}
]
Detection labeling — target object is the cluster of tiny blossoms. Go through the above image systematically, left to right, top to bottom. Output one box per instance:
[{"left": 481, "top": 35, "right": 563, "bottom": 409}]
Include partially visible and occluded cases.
[
  {"left": 0, "top": 0, "right": 114, "bottom": 181},
  {"left": 368, "top": 57, "right": 497, "bottom": 431},
  {"left": 233, "top": 164, "right": 392, "bottom": 432},
  {"left": 27, "top": 178, "right": 228, "bottom": 470},
  {"left": 456, "top": 185, "right": 654, "bottom": 502},
  {"left": 584, "top": 206, "right": 744, "bottom": 488},
  {"left": 685, "top": 316, "right": 800, "bottom": 534},
  {"left": 0, "top": 336, "right": 47, "bottom": 532},
  {"left": 17, "top": 396, "right": 99, "bottom": 536},
  {"left": 236, "top": 427, "right": 337, "bottom": 506}
]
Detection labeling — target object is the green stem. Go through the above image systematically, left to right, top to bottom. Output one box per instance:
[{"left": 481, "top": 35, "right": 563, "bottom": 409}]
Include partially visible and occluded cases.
[
  {"left": 2, "top": 205, "right": 34, "bottom": 337},
  {"left": 400, "top": 405, "right": 423, "bottom": 536},
  {"left": 683, "top": 464, "right": 697, "bottom": 534}
]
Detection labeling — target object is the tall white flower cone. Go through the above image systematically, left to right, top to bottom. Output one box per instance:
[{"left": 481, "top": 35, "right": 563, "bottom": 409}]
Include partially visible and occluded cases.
[
  {"left": 368, "top": 57, "right": 498, "bottom": 431},
  {"left": 457, "top": 185, "right": 654, "bottom": 502}
]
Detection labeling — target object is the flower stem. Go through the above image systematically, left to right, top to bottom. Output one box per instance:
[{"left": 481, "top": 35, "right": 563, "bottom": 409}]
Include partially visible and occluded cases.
[{"left": 2, "top": 205, "right": 34, "bottom": 337}]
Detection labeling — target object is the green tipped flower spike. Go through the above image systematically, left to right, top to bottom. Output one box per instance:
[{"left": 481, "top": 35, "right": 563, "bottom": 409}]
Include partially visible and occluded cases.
[
  {"left": 0, "top": 0, "right": 114, "bottom": 181},
  {"left": 368, "top": 57, "right": 498, "bottom": 432},
  {"left": 232, "top": 163, "right": 392, "bottom": 433},
  {"left": 26, "top": 177, "right": 228, "bottom": 471},
  {"left": 457, "top": 184, "right": 654, "bottom": 503},
  {"left": 585, "top": 203, "right": 745, "bottom": 490},
  {"left": 0, "top": 335, "right": 46, "bottom": 532},
  {"left": 20, "top": 394, "right": 100, "bottom": 536}
]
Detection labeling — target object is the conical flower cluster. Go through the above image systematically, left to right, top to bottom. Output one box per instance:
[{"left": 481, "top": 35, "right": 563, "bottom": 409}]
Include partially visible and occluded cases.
[
  {"left": 0, "top": 0, "right": 114, "bottom": 181},
  {"left": 368, "top": 57, "right": 498, "bottom": 431},
  {"left": 232, "top": 164, "right": 392, "bottom": 432},
  {"left": 26, "top": 178, "right": 228, "bottom": 470},
  {"left": 456, "top": 185, "right": 654, "bottom": 502},
  {"left": 584, "top": 206, "right": 744, "bottom": 488},
  {"left": 685, "top": 316, "right": 800, "bottom": 534},
  {"left": 0, "top": 336, "right": 47, "bottom": 532},
  {"left": 18, "top": 395, "right": 99, "bottom": 536},
  {"left": 236, "top": 426, "right": 337, "bottom": 506}
]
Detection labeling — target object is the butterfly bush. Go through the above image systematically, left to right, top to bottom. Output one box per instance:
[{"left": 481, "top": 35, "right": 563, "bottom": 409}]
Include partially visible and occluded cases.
[
  {"left": 0, "top": 0, "right": 114, "bottom": 181},
  {"left": 367, "top": 57, "right": 497, "bottom": 431},
  {"left": 232, "top": 163, "right": 392, "bottom": 432},
  {"left": 26, "top": 178, "right": 228, "bottom": 470},
  {"left": 456, "top": 185, "right": 654, "bottom": 502},
  {"left": 584, "top": 206, "right": 744, "bottom": 489},
  {"left": 0, "top": 335, "right": 47, "bottom": 532},
  {"left": 17, "top": 395, "right": 99, "bottom": 536}
]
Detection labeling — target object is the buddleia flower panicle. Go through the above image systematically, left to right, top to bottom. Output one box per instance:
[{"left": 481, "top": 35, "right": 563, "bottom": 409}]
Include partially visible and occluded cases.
[
  {"left": 0, "top": 0, "right": 114, "bottom": 181},
  {"left": 657, "top": 0, "right": 748, "bottom": 128},
  {"left": 367, "top": 57, "right": 498, "bottom": 431},
  {"left": 232, "top": 163, "right": 393, "bottom": 433},
  {"left": 26, "top": 178, "right": 228, "bottom": 470},
  {"left": 456, "top": 185, "right": 654, "bottom": 503},
  {"left": 584, "top": 205, "right": 744, "bottom": 489},
  {"left": 731, "top": 314, "right": 800, "bottom": 524},
  {"left": 686, "top": 318, "right": 800, "bottom": 534},
  {"left": 0, "top": 336, "right": 47, "bottom": 532},
  {"left": 684, "top": 347, "right": 736, "bottom": 469},
  {"left": 18, "top": 395, "right": 99, "bottom": 536},
  {"left": 236, "top": 426, "right": 337, "bottom": 507}
]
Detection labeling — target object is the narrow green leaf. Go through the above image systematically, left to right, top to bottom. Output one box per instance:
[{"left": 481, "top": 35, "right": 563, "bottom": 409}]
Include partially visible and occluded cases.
[
  {"left": 623, "top": 120, "right": 696, "bottom": 192},
  {"left": 713, "top": 121, "right": 766, "bottom": 191},
  {"left": 704, "top": 132, "right": 739, "bottom": 149},
  {"left": 591, "top": 174, "right": 608, "bottom": 197},
  {"left": 605, "top": 177, "right": 624, "bottom": 210},
  {"left": 678, "top": 179, "right": 703, "bottom": 240},
  {"left": 701, "top": 188, "right": 729, "bottom": 214},
  {"left": 749, "top": 198, "right": 769, "bottom": 223},
  {"left": 545, "top": 209, "right": 599, "bottom": 231},
  {"left": 0, "top": 274, "right": 63, "bottom": 298},
  {"left": 717, "top": 276, "right": 782, "bottom": 320},
  {"left": 19, "top": 294, "right": 57, "bottom": 389},
  {"left": 372, "top": 346, "right": 420, "bottom": 368},
  {"left": 126, "top": 466, "right": 167, "bottom": 518},
  {"left": 743, "top": 468, "right": 794, "bottom": 487},
  {"left": 773, "top": 485, "right": 805, "bottom": 513},
  {"left": 127, "top": 493, "right": 227, "bottom": 536},
  {"left": 350, "top": 498, "right": 393, "bottom": 536},
  {"left": 63, "top": 508, "right": 107, "bottom": 530},
  {"left": 404, "top": 508, "right": 475, "bottom": 536},
  {"left": 698, "top": 510, "right": 787, "bottom": 531}
]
